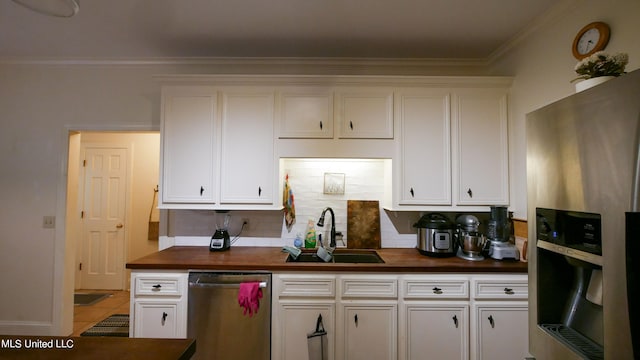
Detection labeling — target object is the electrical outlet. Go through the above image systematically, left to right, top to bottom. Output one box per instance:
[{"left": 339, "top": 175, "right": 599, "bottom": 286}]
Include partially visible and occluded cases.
[
  {"left": 43, "top": 216, "right": 56, "bottom": 229},
  {"left": 241, "top": 218, "right": 250, "bottom": 230}
]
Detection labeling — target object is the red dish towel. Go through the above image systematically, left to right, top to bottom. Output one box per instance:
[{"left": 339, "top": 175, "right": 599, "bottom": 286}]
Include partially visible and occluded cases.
[{"left": 238, "top": 282, "right": 263, "bottom": 317}]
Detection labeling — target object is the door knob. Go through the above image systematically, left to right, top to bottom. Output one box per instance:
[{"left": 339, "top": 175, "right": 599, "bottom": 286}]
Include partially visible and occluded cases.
[{"left": 116, "top": 223, "right": 124, "bottom": 229}]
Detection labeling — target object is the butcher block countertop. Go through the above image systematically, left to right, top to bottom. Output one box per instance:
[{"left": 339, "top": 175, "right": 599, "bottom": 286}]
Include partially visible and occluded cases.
[{"left": 126, "top": 246, "right": 527, "bottom": 273}]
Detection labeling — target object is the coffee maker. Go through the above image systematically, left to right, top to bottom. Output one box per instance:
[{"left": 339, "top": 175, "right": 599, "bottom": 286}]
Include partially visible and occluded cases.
[
  {"left": 486, "top": 206, "right": 519, "bottom": 260},
  {"left": 210, "top": 211, "right": 231, "bottom": 251}
]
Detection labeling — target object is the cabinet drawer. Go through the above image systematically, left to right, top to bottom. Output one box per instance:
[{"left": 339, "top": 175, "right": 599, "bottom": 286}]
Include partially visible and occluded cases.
[
  {"left": 134, "top": 274, "right": 186, "bottom": 296},
  {"left": 277, "top": 275, "right": 336, "bottom": 298},
  {"left": 339, "top": 276, "right": 397, "bottom": 299},
  {"left": 472, "top": 277, "right": 528, "bottom": 300},
  {"left": 402, "top": 278, "right": 469, "bottom": 299}
]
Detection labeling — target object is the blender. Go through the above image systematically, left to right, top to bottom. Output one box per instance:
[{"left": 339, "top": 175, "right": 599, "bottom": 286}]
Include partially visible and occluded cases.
[
  {"left": 486, "top": 206, "right": 519, "bottom": 260},
  {"left": 210, "top": 211, "right": 231, "bottom": 251}
]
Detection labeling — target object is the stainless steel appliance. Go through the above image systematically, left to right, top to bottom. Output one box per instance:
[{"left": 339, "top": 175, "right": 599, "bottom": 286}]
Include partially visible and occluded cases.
[
  {"left": 526, "top": 69, "right": 640, "bottom": 359},
  {"left": 487, "top": 206, "right": 519, "bottom": 260},
  {"left": 414, "top": 213, "right": 457, "bottom": 257},
  {"left": 456, "top": 214, "right": 487, "bottom": 261},
  {"left": 188, "top": 272, "right": 271, "bottom": 359}
]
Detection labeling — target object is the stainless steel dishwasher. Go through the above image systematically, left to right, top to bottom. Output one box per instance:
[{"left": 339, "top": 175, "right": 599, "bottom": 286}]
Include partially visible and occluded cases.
[{"left": 188, "top": 272, "right": 271, "bottom": 359}]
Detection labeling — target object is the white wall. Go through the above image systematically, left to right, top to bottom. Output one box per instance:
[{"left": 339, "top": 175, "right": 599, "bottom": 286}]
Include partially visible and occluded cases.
[{"left": 487, "top": 0, "right": 640, "bottom": 219}]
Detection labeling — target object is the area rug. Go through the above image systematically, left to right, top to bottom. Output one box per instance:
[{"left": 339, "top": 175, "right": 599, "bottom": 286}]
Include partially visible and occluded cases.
[
  {"left": 74, "top": 292, "right": 111, "bottom": 306},
  {"left": 80, "top": 314, "right": 129, "bottom": 337}
]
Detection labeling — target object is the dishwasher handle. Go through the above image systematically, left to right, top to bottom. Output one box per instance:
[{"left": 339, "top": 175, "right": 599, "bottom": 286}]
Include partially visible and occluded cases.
[{"left": 190, "top": 279, "right": 268, "bottom": 289}]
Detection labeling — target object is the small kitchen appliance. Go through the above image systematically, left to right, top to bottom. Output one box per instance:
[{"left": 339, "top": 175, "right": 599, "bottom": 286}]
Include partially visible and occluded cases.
[
  {"left": 486, "top": 206, "right": 519, "bottom": 260},
  {"left": 210, "top": 212, "right": 231, "bottom": 251},
  {"left": 414, "top": 213, "right": 457, "bottom": 257},
  {"left": 456, "top": 214, "right": 487, "bottom": 261}
]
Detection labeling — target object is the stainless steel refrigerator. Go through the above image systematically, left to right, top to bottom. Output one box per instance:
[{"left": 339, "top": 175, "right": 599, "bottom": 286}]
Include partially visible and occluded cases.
[{"left": 526, "top": 69, "right": 640, "bottom": 360}]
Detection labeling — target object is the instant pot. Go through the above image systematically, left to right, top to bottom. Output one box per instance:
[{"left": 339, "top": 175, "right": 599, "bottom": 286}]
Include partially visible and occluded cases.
[{"left": 414, "top": 213, "right": 458, "bottom": 257}]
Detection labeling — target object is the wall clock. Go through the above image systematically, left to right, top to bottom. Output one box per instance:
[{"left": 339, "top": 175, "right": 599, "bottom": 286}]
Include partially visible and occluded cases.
[{"left": 572, "top": 21, "right": 610, "bottom": 60}]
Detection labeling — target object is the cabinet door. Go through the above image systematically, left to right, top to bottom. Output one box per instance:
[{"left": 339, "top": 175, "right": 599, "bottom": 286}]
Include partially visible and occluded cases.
[
  {"left": 160, "top": 87, "right": 216, "bottom": 205},
  {"left": 220, "top": 89, "right": 275, "bottom": 204},
  {"left": 279, "top": 89, "right": 334, "bottom": 138},
  {"left": 336, "top": 89, "right": 394, "bottom": 139},
  {"left": 453, "top": 89, "right": 509, "bottom": 205},
  {"left": 397, "top": 90, "right": 451, "bottom": 205},
  {"left": 133, "top": 299, "right": 185, "bottom": 338},
  {"left": 274, "top": 301, "right": 335, "bottom": 360},
  {"left": 338, "top": 303, "right": 397, "bottom": 360},
  {"left": 401, "top": 303, "right": 469, "bottom": 360},
  {"left": 474, "top": 303, "right": 528, "bottom": 360}
]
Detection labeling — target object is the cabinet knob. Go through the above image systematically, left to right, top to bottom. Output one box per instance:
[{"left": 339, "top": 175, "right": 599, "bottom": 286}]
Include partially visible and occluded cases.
[
  {"left": 319, "top": 121, "right": 323, "bottom": 130},
  {"left": 349, "top": 121, "right": 354, "bottom": 130},
  {"left": 200, "top": 186, "right": 205, "bottom": 196},
  {"left": 258, "top": 187, "right": 262, "bottom": 197},
  {"left": 410, "top": 187, "right": 414, "bottom": 197},
  {"left": 467, "top": 188, "right": 473, "bottom": 198},
  {"left": 116, "top": 223, "right": 124, "bottom": 229},
  {"left": 152, "top": 284, "right": 162, "bottom": 291},
  {"left": 432, "top": 287, "right": 443, "bottom": 294},
  {"left": 504, "top": 287, "right": 514, "bottom": 295},
  {"left": 162, "top": 312, "right": 168, "bottom": 325},
  {"left": 354, "top": 314, "right": 358, "bottom": 327},
  {"left": 452, "top": 315, "right": 458, "bottom": 328},
  {"left": 488, "top": 315, "right": 495, "bottom": 328}
]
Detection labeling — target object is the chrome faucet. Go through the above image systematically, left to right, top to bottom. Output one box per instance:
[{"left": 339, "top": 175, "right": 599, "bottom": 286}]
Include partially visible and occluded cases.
[{"left": 317, "top": 207, "right": 336, "bottom": 249}]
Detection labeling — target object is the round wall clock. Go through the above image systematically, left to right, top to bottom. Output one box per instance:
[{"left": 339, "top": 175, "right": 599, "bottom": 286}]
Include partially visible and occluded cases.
[{"left": 572, "top": 21, "right": 610, "bottom": 60}]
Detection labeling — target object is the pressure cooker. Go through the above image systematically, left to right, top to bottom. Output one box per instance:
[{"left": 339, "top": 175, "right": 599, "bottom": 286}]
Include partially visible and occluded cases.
[{"left": 414, "top": 213, "right": 458, "bottom": 257}]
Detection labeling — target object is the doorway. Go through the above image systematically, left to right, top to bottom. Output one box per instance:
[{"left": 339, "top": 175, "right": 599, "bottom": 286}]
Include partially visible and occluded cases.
[{"left": 66, "top": 131, "right": 160, "bottom": 291}]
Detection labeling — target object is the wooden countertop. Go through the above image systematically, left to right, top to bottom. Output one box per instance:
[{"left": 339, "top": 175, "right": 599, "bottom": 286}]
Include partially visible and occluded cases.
[
  {"left": 126, "top": 246, "right": 527, "bottom": 273},
  {"left": 0, "top": 336, "right": 195, "bottom": 360}
]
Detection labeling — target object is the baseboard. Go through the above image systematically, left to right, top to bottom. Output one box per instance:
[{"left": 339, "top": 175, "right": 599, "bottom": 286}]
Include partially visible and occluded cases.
[{"left": 0, "top": 320, "right": 53, "bottom": 336}]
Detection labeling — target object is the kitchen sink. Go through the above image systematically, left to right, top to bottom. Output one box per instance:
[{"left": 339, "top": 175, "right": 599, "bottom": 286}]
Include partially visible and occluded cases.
[{"left": 286, "top": 249, "right": 384, "bottom": 264}]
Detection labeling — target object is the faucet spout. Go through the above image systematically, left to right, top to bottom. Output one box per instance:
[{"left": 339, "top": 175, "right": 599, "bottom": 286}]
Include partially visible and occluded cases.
[{"left": 317, "top": 207, "right": 336, "bottom": 248}]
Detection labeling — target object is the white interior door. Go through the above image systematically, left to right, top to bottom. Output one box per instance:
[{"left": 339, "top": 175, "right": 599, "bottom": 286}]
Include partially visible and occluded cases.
[{"left": 80, "top": 146, "right": 128, "bottom": 290}]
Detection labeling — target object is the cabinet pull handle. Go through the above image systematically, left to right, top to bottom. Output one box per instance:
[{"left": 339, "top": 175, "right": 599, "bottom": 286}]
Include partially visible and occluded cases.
[
  {"left": 319, "top": 121, "right": 323, "bottom": 130},
  {"left": 349, "top": 121, "right": 354, "bottom": 130},
  {"left": 200, "top": 186, "right": 204, "bottom": 196},
  {"left": 258, "top": 187, "right": 262, "bottom": 196},
  {"left": 410, "top": 187, "right": 414, "bottom": 197},
  {"left": 467, "top": 188, "right": 473, "bottom": 198},
  {"left": 152, "top": 284, "right": 162, "bottom": 291},
  {"left": 432, "top": 287, "right": 443, "bottom": 294},
  {"left": 504, "top": 287, "right": 514, "bottom": 295},
  {"left": 162, "top": 312, "right": 168, "bottom": 325},
  {"left": 354, "top": 314, "right": 358, "bottom": 327},
  {"left": 452, "top": 315, "right": 458, "bottom": 328},
  {"left": 488, "top": 315, "right": 495, "bottom": 328}
]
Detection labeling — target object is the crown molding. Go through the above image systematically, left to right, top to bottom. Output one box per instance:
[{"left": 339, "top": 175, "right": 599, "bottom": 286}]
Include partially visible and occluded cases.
[{"left": 486, "top": 0, "right": 581, "bottom": 65}]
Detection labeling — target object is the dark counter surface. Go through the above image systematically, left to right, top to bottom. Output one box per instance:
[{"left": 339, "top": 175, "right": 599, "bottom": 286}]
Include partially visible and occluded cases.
[{"left": 126, "top": 246, "right": 527, "bottom": 273}]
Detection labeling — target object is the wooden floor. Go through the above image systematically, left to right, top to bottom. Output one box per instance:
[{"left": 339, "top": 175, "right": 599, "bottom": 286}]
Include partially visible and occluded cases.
[{"left": 72, "top": 290, "right": 130, "bottom": 336}]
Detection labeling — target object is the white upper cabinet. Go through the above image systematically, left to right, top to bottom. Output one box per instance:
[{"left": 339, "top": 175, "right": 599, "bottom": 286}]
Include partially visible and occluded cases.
[
  {"left": 160, "top": 86, "right": 217, "bottom": 206},
  {"left": 278, "top": 87, "right": 334, "bottom": 138},
  {"left": 219, "top": 88, "right": 276, "bottom": 205},
  {"left": 335, "top": 88, "right": 394, "bottom": 139},
  {"left": 396, "top": 89, "right": 452, "bottom": 206},
  {"left": 453, "top": 89, "right": 509, "bottom": 205}
]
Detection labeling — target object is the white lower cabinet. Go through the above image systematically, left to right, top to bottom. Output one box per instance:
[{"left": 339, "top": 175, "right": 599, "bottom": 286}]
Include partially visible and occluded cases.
[
  {"left": 129, "top": 271, "right": 188, "bottom": 338},
  {"left": 273, "top": 272, "right": 527, "bottom": 360},
  {"left": 471, "top": 275, "right": 529, "bottom": 360},
  {"left": 401, "top": 303, "right": 469, "bottom": 360}
]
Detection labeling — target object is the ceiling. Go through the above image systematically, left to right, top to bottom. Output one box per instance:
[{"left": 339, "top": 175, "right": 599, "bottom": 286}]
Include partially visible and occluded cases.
[{"left": 0, "top": 0, "right": 560, "bottom": 60}]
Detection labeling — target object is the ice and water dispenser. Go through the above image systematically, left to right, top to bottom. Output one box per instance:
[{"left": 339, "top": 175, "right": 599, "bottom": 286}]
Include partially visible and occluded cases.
[{"left": 535, "top": 208, "right": 604, "bottom": 359}]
